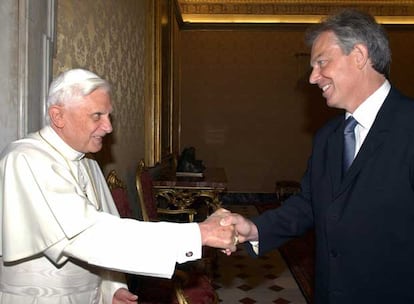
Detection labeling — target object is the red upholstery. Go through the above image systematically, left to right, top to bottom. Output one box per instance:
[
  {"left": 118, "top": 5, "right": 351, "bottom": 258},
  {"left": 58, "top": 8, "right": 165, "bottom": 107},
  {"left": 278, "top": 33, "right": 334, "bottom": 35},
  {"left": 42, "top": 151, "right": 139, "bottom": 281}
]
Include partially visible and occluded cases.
[
  {"left": 139, "top": 170, "right": 159, "bottom": 221},
  {"left": 111, "top": 187, "right": 133, "bottom": 218},
  {"left": 175, "top": 273, "right": 217, "bottom": 304}
]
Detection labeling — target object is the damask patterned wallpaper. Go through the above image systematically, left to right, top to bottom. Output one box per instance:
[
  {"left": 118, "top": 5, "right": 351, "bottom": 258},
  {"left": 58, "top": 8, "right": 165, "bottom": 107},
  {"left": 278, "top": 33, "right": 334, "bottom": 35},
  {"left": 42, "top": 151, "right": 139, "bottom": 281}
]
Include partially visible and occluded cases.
[{"left": 53, "top": 0, "right": 146, "bottom": 186}]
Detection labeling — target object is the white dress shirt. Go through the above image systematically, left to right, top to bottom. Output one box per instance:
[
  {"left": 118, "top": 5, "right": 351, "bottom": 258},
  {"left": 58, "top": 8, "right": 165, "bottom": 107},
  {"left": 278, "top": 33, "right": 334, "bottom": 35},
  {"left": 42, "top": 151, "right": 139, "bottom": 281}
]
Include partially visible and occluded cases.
[{"left": 346, "top": 79, "right": 391, "bottom": 157}]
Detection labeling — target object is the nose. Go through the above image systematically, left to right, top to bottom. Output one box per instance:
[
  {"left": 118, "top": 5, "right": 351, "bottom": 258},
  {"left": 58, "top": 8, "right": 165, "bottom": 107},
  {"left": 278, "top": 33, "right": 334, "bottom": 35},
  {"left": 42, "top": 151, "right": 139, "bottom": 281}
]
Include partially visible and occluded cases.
[
  {"left": 309, "top": 67, "right": 320, "bottom": 84},
  {"left": 101, "top": 115, "right": 113, "bottom": 134}
]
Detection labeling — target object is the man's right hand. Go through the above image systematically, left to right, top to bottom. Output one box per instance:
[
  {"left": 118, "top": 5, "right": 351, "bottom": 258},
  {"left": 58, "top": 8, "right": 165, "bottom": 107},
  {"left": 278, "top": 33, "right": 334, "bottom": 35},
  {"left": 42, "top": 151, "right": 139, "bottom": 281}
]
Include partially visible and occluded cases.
[
  {"left": 198, "top": 208, "right": 237, "bottom": 252},
  {"left": 220, "top": 211, "right": 259, "bottom": 245}
]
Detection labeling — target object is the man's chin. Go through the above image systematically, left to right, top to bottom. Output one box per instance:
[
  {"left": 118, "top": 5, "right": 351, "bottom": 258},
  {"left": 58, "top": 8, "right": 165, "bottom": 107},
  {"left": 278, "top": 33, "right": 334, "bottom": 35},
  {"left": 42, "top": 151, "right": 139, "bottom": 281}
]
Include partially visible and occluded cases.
[
  {"left": 325, "top": 98, "right": 337, "bottom": 109},
  {"left": 89, "top": 143, "right": 103, "bottom": 153}
]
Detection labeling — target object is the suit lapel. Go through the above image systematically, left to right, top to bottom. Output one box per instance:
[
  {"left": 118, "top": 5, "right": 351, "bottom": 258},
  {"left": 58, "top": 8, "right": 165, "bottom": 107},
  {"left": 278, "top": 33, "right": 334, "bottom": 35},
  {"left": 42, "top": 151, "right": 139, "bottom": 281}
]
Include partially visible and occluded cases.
[
  {"left": 334, "top": 87, "right": 399, "bottom": 197},
  {"left": 327, "top": 121, "right": 344, "bottom": 196},
  {"left": 339, "top": 130, "right": 387, "bottom": 193}
]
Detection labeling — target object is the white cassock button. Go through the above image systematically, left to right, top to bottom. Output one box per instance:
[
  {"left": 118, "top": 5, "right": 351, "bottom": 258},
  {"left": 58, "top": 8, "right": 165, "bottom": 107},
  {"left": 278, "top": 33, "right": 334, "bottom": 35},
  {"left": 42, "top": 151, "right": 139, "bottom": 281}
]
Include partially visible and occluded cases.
[{"left": 185, "top": 251, "right": 193, "bottom": 257}]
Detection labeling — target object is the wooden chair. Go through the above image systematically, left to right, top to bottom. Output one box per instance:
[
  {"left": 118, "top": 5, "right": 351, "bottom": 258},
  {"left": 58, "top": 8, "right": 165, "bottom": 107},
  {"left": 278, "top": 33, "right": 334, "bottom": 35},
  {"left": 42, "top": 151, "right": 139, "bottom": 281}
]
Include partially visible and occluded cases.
[
  {"left": 136, "top": 159, "right": 198, "bottom": 222},
  {"left": 107, "top": 167, "right": 218, "bottom": 304},
  {"left": 106, "top": 170, "right": 133, "bottom": 218}
]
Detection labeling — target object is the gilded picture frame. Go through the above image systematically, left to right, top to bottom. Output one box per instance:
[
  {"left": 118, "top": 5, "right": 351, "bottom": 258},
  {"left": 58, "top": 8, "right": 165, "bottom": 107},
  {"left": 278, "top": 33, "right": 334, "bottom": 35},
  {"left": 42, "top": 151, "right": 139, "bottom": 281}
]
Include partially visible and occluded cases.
[{"left": 145, "top": 0, "right": 175, "bottom": 166}]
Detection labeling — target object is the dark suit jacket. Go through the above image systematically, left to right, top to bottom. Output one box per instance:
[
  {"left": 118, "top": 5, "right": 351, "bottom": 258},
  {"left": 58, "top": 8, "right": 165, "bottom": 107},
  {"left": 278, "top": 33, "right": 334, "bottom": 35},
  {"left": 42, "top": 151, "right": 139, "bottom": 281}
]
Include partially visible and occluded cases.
[{"left": 251, "top": 87, "right": 414, "bottom": 304}]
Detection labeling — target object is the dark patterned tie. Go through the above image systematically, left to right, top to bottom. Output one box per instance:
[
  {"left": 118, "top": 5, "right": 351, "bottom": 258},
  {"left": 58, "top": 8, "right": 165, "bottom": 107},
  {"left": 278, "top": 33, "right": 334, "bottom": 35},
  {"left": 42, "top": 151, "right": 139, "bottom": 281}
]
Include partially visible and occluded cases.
[{"left": 343, "top": 116, "right": 358, "bottom": 174}]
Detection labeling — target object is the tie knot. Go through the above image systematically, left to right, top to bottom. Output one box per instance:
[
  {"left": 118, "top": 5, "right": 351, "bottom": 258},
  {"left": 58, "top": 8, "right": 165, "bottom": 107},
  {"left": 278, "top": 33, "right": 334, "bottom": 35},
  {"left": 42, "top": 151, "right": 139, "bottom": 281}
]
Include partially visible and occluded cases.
[{"left": 344, "top": 116, "right": 358, "bottom": 134}]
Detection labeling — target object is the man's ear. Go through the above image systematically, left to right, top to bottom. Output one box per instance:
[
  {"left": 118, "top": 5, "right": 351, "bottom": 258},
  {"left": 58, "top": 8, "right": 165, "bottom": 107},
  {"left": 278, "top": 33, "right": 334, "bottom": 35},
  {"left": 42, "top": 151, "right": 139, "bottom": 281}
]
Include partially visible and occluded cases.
[
  {"left": 352, "top": 43, "right": 369, "bottom": 70},
  {"left": 48, "top": 105, "right": 65, "bottom": 128}
]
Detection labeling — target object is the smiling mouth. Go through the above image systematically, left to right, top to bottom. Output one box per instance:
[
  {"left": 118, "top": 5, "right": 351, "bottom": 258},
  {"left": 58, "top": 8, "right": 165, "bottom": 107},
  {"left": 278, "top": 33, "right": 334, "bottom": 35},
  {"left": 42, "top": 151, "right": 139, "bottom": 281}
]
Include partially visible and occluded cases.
[
  {"left": 320, "top": 84, "right": 332, "bottom": 99},
  {"left": 321, "top": 84, "right": 331, "bottom": 92},
  {"left": 92, "top": 136, "right": 103, "bottom": 142}
]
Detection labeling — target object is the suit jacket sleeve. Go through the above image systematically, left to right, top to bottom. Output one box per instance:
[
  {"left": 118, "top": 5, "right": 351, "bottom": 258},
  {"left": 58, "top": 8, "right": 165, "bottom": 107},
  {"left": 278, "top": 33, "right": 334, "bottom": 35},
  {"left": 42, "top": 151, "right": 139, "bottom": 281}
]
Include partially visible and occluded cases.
[{"left": 250, "top": 161, "right": 314, "bottom": 256}]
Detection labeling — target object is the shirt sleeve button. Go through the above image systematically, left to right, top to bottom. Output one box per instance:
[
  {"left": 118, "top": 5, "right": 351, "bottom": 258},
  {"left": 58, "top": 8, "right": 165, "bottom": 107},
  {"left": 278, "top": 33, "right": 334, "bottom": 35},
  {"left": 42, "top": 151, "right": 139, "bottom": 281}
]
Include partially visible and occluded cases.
[{"left": 185, "top": 251, "right": 193, "bottom": 257}]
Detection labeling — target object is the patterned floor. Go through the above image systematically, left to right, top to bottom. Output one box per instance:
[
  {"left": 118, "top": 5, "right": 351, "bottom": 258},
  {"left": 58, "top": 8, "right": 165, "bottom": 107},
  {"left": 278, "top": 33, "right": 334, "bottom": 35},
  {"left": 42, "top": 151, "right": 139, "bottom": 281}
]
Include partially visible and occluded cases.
[{"left": 213, "top": 205, "right": 307, "bottom": 304}]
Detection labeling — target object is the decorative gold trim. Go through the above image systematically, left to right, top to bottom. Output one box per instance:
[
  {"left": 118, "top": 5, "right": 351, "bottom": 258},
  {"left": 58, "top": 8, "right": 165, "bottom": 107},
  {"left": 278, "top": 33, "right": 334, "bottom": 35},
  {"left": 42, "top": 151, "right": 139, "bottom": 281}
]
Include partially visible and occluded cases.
[
  {"left": 145, "top": 0, "right": 161, "bottom": 166},
  {"left": 145, "top": 0, "right": 175, "bottom": 166},
  {"left": 161, "top": 0, "right": 174, "bottom": 157},
  {"left": 176, "top": 0, "right": 414, "bottom": 24},
  {"left": 136, "top": 159, "right": 198, "bottom": 223},
  {"left": 106, "top": 169, "right": 127, "bottom": 191}
]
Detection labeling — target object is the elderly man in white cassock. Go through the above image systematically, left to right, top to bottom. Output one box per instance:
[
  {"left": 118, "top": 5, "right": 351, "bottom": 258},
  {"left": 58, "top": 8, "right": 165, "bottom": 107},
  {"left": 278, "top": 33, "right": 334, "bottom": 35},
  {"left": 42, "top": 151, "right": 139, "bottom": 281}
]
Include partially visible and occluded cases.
[{"left": 0, "top": 69, "right": 237, "bottom": 304}]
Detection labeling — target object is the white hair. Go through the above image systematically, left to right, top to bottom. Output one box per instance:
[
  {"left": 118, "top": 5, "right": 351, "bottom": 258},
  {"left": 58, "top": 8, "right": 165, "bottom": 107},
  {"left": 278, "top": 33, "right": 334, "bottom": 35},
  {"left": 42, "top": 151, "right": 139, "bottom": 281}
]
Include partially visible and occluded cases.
[{"left": 46, "top": 69, "right": 111, "bottom": 124}]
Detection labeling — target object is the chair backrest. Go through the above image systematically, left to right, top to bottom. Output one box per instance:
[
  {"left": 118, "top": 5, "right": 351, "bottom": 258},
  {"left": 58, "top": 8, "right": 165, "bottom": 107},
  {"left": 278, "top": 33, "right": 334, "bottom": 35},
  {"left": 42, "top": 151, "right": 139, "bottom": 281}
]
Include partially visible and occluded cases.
[
  {"left": 136, "top": 159, "right": 159, "bottom": 222},
  {"left": 106, "top": 170, "right": 133, "bottom": 218}
]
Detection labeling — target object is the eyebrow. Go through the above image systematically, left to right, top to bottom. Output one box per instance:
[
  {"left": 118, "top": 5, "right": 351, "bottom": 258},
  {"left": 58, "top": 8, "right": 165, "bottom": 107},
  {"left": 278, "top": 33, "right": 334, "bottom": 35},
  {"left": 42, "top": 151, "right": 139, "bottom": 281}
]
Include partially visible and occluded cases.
[{"left": 310, "top": 54, "right": 322, "bottom": 66}]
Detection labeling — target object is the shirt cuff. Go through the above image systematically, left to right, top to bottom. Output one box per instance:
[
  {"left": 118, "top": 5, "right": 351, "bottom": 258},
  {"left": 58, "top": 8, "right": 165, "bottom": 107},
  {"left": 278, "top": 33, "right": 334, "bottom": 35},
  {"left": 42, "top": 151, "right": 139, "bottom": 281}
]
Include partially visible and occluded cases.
[
  {"left": 176, "top": 222, "right": 202, "bottom": 263},
  {"left": 250, "top": 241, "right": 259, "bottom": 255}
]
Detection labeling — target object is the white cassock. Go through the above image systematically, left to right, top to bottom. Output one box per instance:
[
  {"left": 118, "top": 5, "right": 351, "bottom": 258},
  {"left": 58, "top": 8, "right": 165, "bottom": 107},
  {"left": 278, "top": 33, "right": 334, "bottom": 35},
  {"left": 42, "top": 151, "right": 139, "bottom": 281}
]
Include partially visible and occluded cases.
[{"left": 0, "top": 126, "right": 202, "bottom": 304}]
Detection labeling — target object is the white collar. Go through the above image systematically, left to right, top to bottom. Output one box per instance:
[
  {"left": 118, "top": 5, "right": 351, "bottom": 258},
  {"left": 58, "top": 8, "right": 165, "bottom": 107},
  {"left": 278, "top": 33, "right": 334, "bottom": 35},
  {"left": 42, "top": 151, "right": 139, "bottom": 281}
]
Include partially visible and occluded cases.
[
  {"left": 346, "top": 79, "right": 391, "bottom": 130},
  {"left": 38, "top": 126, "right": 85, "bottom": 161}
]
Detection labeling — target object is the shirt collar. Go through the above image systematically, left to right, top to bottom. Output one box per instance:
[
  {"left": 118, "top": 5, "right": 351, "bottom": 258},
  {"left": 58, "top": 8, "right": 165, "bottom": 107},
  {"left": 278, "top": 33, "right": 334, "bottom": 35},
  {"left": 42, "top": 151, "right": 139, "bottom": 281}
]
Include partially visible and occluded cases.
[
  {"left": 345, "top": 79, "right": 391, "bottom": 129},
  {"left": 39, "top": 125, "right": 85, "bottom": 161}
]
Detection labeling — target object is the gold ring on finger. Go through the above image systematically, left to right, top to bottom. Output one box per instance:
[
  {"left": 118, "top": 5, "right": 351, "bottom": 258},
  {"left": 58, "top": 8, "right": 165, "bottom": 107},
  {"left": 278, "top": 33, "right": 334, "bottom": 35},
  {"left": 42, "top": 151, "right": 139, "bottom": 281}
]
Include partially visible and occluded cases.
[{"left": 233, "top": 235, "right": 239, "bottom": 246}]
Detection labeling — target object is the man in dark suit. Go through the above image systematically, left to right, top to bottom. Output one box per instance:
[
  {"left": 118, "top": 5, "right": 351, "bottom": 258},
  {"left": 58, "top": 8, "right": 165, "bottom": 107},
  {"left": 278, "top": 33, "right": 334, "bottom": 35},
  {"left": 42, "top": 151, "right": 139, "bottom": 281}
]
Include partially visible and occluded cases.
[{"left": 223, "top": 9, "right": 414, "bottom": 304}]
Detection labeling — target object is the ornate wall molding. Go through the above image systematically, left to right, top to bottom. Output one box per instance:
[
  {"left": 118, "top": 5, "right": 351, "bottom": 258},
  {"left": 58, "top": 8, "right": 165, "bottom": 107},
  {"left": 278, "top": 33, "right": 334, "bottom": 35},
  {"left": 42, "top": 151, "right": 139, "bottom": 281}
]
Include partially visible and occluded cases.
[{"left": 176, "top": 0, "right": 414, "bottom": 24}]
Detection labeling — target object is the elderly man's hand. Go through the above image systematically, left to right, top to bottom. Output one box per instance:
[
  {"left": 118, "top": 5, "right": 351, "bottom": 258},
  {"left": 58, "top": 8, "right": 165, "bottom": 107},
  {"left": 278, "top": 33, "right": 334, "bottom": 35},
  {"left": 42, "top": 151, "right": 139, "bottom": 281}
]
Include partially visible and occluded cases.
[
  {"left": 198, "top": 208, "right": 237, "bottom": 252},
  {"left": 113, "top": 288, "right": 138, "bottom": 304}
]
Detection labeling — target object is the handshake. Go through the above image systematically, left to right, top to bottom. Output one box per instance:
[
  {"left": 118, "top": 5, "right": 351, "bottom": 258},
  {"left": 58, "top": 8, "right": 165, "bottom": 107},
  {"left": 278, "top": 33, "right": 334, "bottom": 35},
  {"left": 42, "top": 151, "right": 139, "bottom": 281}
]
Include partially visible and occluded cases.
[{"left": 197, "top": 208, "right": 259, "bottom": 255}]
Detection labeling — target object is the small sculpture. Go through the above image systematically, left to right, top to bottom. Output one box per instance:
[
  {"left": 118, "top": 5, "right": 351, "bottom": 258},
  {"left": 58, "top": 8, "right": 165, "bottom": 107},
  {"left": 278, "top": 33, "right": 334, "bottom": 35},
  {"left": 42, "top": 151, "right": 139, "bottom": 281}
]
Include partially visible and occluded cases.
[{"left": 176, "top": 147, "right": 206, "bottom": 173}]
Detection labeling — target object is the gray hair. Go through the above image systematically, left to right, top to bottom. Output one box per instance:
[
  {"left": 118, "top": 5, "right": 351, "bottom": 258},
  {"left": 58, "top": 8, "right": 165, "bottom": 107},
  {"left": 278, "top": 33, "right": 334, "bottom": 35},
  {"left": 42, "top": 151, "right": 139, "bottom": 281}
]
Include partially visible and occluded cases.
[
  {"left": 305, "top": 9, "right": 391, "bottom": 78},
  {"left": 46, "top": 69, "right": 111, "bottom": 124}
]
